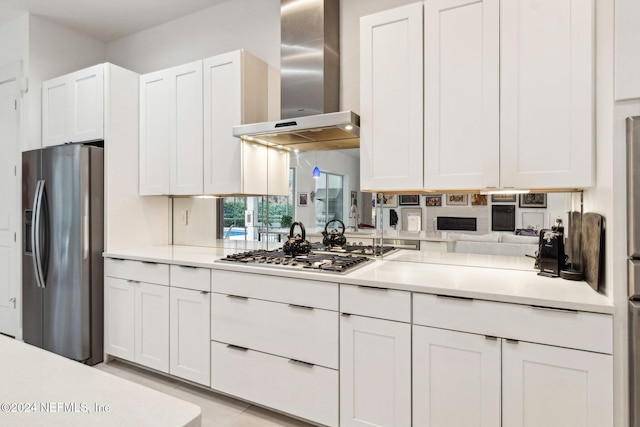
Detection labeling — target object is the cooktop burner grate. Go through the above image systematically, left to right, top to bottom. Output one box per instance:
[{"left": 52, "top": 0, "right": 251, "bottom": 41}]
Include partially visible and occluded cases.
[{"left": 217, "top": 249, "right": 374, "bottom": 274}]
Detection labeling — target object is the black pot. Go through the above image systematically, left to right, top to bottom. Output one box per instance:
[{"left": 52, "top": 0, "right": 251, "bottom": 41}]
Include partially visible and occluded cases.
[
  {"left": 322, "top": 218, "right": 347, "bottom": 248},
  {"left": 283, "top": 221, "right": 312, "bottom": 256}
]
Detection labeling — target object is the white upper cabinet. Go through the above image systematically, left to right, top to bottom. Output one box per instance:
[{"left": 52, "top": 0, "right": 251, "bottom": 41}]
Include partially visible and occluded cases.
[
  {"left": 423, "top": 0, "right": 500, "bottom": 190},
  {"left": 500, "top": 0, "right": 595, "bottom": 189},
  {"left": 615, "top": 0, "right": 640, "bottom": 100},
  {"left": 360, "top": 2, "right": 424, "bottom": 192},
  {"left": 203, "top": 50, "right": 287, "bottom": 196},
  {"left": 139, "top": 61, "right": 203, "bottom": 195},
  {"left": 43, "top": 64, "right": 104, "bottom": 147}
]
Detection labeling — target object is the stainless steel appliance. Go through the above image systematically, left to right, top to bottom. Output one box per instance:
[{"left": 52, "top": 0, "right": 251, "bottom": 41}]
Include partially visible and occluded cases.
[
  {"left": 628, "top": 116, "right": 640, "bottom": 425},
  {"left": 22, "top": 143, "right": 104, "bottom": 365},
  {"left": 218, "top": 249, "right": 374, "bottom": 274}
]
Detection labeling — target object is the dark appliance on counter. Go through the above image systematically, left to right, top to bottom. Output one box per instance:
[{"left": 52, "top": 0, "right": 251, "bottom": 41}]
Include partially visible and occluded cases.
[
  {"left": 22, "top": 143, "right": 104, "bottom": 365},
  {"left": 536, "top": 224, "right": 566, "bottom": 277}
]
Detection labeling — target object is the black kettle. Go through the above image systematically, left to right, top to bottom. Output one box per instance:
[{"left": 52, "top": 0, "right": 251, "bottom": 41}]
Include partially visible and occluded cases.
[
  {"left": 322, "top": 219, "right": 347, "bottom": 248},
  {"left": 283, "top": 221, "right": 312, "bottom": 256}
]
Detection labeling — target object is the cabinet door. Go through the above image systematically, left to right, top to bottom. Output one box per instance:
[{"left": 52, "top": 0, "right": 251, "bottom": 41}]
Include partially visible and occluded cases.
[
  {"left": 424, "top": 0, "right": 499, "bottom": 190},
  {"left": 500, "top": 0, "right": 595, "bottom": 189},
  {"left": 616, "top": 0, "right": 640, "bottom": 100},
  {"left": 360, "top": 3, "right": 424, "bottom": 192},
  {"left": 203, "top": 50, "right": 269, "bottom": 195},
  {"left": 170, "top": 61, "right": 203, "bottom": 195},
  {"left": 69, "top": 64, "right": 104, "bottom": 143},
  {"left": 140, "top": 70, "right": 170, "bottom": 195},
  {"left": 42, "top": 74, "right": 70, "bottom": 147},
  {"left": 267, "top": 147, "right": 290, "bottom": 196},
  {"left": 104, "top": 277, "right": 135, "bottom": 361},
  {"left": 134, "top": 282, "right": 169, "bottom": 372},
  {"left": 170, "top": 287, "right": 210, "bottom": 386},
  {"left": 340, "top": 315, "right": 411, "bottom": 427},
  {"left": 413, "top": 326, "right": 501, "bottom": 427},
  {"left": 502, "top": 340, "right": 613, "bottom": 427}
]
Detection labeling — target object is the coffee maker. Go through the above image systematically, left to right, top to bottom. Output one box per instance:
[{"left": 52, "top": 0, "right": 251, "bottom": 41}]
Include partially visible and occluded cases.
[{"left": 536, "top": 220, "right": 567, "bottom": 277}]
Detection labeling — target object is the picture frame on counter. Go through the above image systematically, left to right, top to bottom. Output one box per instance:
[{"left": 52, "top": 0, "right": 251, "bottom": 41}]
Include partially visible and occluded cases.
[
  {"left": 298, "top": 192, "right": 309, "bottom": 206},
  {"left": 519, "top": 192, "right": 547, "bottom": 208},
  {"left": 375, "top": 193, "right": 397, "bottom": 208},
  {"left": 399, "top": 194, "right": 420, "bottom": 206},
  {"left": 425, "top": 194, "right": 442, "bottom": 206},
  {"left": 446, "top": 194, "right": 468, "bottom": 206},
  {"left": 471, "top": 194, "right": 488, "bottom": 206},
  {"left": 491, "top": 194, "right": 517, "bottom": 203},
  {"left": 492, "top": 205, "right": 516, "bottom": 231}
]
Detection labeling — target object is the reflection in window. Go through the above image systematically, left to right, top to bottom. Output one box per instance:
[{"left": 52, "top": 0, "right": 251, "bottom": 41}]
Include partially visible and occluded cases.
[{"left": 315, "top": 172, "right": 344, "bottom": 227}]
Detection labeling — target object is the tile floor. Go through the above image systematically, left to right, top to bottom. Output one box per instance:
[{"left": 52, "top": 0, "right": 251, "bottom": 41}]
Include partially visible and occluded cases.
[{"left": 95, "top": 359, "right": 315, "bottom": 427}]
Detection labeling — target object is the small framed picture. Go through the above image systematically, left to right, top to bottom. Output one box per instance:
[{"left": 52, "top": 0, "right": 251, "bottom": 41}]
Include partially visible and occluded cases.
[
  {"left": 298, "top": 192, "right": 309, "bottom": 206},
  {"left": 375, "top": 193, "right": 397, "bottom": 208},
  {"left": 519, "top": 193, "right": 547, "bottom": 208},
  {"left": 399, "top": 194, "right": 420, "bottom": 206},
  {"left": 446, "top": 194, "right": 468, "bottom": 206},
  {"left": 471, "top": 194, "right": 487, "bottom": 206},
  {"left": 491, "top": 194, "right": 517, "bottom": 203},
  {"left": 425, "top": 195, "right": 442, "bottom": 206},
  {"left": 492, "top": 205, "right": 516, "bottom": 231}
]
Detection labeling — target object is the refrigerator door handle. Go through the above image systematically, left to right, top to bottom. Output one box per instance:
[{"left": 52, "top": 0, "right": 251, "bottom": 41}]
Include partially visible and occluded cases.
[{"left": 32, "top": 180, "right": 45, "bottom": 289}]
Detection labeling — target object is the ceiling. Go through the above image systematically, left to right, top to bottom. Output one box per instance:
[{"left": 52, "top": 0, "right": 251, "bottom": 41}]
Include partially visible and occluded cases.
[{"left": 0, "top": 0, "right": 232, "bottom": 42}]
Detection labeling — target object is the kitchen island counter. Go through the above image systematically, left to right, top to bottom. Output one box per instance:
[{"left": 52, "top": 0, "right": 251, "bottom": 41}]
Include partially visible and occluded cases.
[
  {"left": 104, "top": 245, "right": 613, "bottom": 314},
  {"left": 0, "top": 336, "right": 201, "bottom": 427}
]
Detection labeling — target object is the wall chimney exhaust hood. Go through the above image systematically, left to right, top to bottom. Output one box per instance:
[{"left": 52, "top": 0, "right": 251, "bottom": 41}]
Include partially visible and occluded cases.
[{"left": 232, "top": 0, "right": 360, "bottom": 151}]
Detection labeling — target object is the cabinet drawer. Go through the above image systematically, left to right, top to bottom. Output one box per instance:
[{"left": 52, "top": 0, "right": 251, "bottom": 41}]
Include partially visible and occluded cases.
[
  {"left": 105, "top": 258, "right": 169, "bottom": 285},
  {"left": 170, "top": 265, "right": 210, "bottom": 292},
  {"left": 211, "top": 270, "right": 337, "bottom": 310},
  {"left": 340, "top": 284, "right": 411, "bottom": 322},
  {"left": 211, "top": 293, "right": 338, "bottom": 369},
  {"left": 413, "top": 293, "right": 612, "bottom": 354},
  {"left": 211, "top": 341, "right": 338, "bottom": 427}
]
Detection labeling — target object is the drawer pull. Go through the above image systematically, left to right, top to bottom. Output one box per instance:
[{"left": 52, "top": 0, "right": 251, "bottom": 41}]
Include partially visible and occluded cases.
[
  {"left": 110, "top": 258, "right": 125, "bottom": 261},
  {"left": 141, "top": 261, "right": 158, "bottom": 265},
  {"left": 179, "top": 265, "right": 198, "bottom": 269},
  {"left": 126, "top": 280, "right": 140, "bottom": 284},
  {"left": 357, "top": 285, "right": 388, "bottom": 291},
  {"left": 200, "top": 291, "right": 208, "bottom": 295},
  {"left": 227, "top": 294, "right": 248, "bottom": 300},
  {"left": 436, "top": 294, "right": 473, "bottom": 302},
  {"left": 288, "top": 304, "right": 314, "bottom": 311},
  {"left": 532, "top": 305, "right": 578, "bottom": 315},
  {"left": 341, "top": 313, "right": 352, "bottom": 317},
  {"left": 485, "top": 335, "right": 498, "bottom": 341},
  {"left": 505, "top": 339, "right": 519, "bottom": 344},
  {"left": 227, "top": 344, "right": 248, "bottom": 352},
  {"left": 288, "top": 359, "right": 314, "bottom": 368}
]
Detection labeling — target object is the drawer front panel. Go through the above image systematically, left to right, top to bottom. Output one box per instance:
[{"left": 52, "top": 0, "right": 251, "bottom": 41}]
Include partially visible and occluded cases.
[
  {"left": 105, "top": 258, "right": 169, "bottom": 285},
  {"left": 170, "top": 265, "right": 210, "bottom": 292},
  {"left": 211, "top": 270, "right": 338, "bottom": 310},
  {"left": 340, "top": 284, "right": 411, "bottom": 322},
  {"left": 211, "top": 293, "right": 338, "bottom": 369},
  {"left": 413, "top": 293, "right": 612, "bottom": 354},
  {"left": 211, "top": 341, "right": 338, "bottom": 427}
]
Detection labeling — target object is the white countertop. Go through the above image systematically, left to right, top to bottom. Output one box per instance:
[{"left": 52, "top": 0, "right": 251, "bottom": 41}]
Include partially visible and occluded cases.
[
  {"left": 103, "top": 245, "right": 613, "bottom": 315},
  {"left": 0, "top": 336, "right": 201, "bottom": 427}
]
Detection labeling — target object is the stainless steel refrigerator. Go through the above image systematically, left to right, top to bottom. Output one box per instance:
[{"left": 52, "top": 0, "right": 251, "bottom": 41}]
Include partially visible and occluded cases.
[{"left": 22, "top": 143, "right": 103, "bottom": 365}]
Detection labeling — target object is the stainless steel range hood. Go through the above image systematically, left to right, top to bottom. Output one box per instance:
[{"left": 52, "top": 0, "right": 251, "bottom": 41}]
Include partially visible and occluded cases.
[{"left": 232, "top": 0, "right": 360, "bottom": 151}]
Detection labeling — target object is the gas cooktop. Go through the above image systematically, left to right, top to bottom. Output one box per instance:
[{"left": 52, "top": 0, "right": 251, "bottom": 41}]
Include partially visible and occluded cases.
[{"left": 217, "top": 249, "right": 374, "bottom": 274}]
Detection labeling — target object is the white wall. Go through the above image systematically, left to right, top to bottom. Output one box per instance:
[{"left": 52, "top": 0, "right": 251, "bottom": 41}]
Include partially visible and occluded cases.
[{"left": 26, "top": 15, "right": 106, "bottom": 151}]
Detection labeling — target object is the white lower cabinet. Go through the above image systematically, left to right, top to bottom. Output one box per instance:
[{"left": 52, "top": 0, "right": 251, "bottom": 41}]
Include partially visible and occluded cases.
[
  {"left": 104, "top": 276, "right": 169, "bottom": 373},
  {"left": 104, "top": 277, "right": 135, "bottom": 361},
  {"left": 134, "top": 282, "right": 170, "bottom": 373},
  {"left": 170, "top": 287, "right": 210, "bottom": 386},
  {"left": 339, "top": 314, "right": 411, "bottom": 427},
  {"left": 413, "top": 325, "right": 613, "bottom": 427},
  {"left": 413, "top": 326, "right": 501, "bottom": 427},
  {"left": 502, "top": 340, "right": 613, "bottom": 427},
  {"left": 211, "top": 341, "right": 338, "bottom": 427}
]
